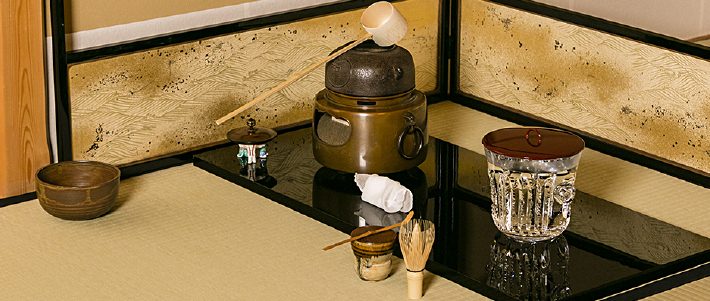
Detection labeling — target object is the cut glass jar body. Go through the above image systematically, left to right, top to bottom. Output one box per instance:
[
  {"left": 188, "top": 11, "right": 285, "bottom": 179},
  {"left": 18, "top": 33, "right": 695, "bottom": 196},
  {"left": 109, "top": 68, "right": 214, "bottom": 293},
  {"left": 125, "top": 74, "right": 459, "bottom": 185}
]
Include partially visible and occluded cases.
[{"left": 483, "top": 127, "right": 584, "bottom": 242}]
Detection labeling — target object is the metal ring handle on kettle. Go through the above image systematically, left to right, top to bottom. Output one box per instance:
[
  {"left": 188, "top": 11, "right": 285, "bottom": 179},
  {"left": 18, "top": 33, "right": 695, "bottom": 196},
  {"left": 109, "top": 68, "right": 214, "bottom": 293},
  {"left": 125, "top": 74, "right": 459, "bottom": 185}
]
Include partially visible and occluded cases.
[{"left": 398, "top": 125, "right": 424, "bottom": 160}]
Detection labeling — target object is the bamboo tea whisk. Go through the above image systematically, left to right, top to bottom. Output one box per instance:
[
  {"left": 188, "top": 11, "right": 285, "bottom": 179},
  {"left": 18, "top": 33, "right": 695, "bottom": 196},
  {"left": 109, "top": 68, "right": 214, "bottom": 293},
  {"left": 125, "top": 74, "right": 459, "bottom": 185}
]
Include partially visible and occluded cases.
[{"left": 399, "top": 219, "right": 435, "bottom": 299}]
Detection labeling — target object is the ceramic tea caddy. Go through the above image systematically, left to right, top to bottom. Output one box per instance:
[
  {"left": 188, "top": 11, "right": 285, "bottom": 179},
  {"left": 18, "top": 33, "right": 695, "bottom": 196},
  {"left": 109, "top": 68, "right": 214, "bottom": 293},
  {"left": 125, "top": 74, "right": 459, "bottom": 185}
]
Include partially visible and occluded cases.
[
  {"left": 227, "top": 118, "right": 277, "bottom": 183},
  {"left": 227, "top": 118, "right": 277, "bottom": 163},
  {"left": 350, "top": 225, "right": 397, "bottom": 281}
]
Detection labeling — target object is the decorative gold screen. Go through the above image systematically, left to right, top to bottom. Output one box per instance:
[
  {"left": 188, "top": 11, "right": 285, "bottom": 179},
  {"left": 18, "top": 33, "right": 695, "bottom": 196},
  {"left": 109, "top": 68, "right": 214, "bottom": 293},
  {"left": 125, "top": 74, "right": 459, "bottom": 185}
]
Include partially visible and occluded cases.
[
  {"left": 69, "top": 0, "right": 440, "bottom": 166},
  {"left": 459, "top": 0, "right": 710, "bottom": 175}
]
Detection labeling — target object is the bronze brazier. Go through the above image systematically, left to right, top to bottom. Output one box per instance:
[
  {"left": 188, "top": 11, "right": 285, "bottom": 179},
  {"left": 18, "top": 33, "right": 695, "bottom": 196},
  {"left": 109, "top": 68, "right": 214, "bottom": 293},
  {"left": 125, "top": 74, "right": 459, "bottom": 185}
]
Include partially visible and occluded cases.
[{"left": 312, "top": 40, "right": 428, "bottom": 174}]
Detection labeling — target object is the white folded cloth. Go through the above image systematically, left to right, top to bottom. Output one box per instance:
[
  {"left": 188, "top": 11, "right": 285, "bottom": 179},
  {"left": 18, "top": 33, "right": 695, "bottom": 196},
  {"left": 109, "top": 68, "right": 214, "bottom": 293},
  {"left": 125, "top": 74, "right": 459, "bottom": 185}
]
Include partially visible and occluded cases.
[{"left": 354, "top": 173, "right": 413, "bottom": 213}]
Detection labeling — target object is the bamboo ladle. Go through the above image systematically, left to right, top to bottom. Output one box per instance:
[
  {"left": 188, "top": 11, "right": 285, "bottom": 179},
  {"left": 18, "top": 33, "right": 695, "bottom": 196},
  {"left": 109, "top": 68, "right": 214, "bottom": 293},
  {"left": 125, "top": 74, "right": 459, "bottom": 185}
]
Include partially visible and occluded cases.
[
  {"left": 215, "top": 1, "right": 408, "bottom": 125},
  {"left": 323, "top": 210, "right": 414, "bottom": 251}
]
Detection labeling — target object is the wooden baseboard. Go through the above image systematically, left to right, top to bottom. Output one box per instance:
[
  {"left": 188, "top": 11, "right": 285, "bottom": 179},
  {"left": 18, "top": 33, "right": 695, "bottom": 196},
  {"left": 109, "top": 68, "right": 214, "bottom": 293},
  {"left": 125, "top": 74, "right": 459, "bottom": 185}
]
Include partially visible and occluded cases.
[
  {"left": 0, "top": 0, "right": 50, "bottom": 198},
  {"left": 0, "top": 191, "right": 37, "bottom": 208}
]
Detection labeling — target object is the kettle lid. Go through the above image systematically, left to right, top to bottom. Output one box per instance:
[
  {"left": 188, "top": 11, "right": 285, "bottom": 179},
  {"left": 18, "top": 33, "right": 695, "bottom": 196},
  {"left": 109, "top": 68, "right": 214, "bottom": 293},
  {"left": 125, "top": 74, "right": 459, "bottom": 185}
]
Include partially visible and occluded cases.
[{"left": 325, "top": 39, "right": 415, "bottom": 97}]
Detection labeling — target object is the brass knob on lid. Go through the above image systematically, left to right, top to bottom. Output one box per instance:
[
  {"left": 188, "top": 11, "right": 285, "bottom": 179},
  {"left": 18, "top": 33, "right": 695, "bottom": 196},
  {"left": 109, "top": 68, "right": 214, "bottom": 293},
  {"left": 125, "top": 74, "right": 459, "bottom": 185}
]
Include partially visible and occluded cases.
[{"left": 246, "top": 118, "right": 257, "bottom": 135}]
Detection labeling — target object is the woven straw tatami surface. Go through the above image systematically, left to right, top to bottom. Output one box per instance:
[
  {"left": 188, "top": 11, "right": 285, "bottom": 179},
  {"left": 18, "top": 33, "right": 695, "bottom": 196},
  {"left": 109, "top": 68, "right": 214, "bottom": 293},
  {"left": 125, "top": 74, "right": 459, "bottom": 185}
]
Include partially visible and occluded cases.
[
  {"left": 0, "top": 163, "right": 487, "bottom": 300},
  {"left": 641, "top": 276, "right": 710, "bottom": 300}
]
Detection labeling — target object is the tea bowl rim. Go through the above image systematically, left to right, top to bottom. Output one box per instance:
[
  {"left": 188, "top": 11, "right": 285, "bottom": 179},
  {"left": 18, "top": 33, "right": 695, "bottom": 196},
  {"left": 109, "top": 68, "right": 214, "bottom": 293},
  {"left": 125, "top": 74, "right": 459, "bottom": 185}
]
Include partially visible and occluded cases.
[{"left": 35, "top": 160, "right": 120, "bottom": 190}]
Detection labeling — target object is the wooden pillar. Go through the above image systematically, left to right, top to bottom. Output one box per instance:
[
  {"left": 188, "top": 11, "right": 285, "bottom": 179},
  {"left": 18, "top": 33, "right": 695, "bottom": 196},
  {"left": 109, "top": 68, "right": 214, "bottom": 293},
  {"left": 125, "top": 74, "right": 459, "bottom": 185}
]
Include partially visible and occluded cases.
[{"left": 0, "top": 0, "right": 50, "bottom": 198}]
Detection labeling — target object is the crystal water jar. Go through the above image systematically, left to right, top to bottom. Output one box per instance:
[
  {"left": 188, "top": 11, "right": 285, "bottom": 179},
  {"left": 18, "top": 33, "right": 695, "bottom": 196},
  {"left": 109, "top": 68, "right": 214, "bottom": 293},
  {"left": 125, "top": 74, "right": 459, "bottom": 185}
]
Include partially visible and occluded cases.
[{"left": 482, "top": 127, "right": 584, "bottom": 242}]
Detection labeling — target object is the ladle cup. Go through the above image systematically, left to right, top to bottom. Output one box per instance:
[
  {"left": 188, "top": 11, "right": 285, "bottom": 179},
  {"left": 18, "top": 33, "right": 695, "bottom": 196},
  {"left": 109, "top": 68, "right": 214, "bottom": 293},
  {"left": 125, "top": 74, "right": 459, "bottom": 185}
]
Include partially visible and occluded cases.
[
  {"left": 215, "top": 1, "right": 408, "bottom": 125},
  {"left": 361, "top": 1, "right": 408, "bottom": 47}
]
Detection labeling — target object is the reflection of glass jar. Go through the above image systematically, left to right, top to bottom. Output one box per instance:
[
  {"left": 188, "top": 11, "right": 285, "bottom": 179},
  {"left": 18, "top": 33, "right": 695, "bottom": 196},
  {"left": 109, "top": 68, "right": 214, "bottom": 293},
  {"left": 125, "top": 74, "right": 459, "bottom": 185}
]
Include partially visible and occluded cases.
[
  {"left": 483, "top": 128, "right": 584, "bottom": 242},
  {"left": 486, "top": 233, "right": 570, "bottom": 300}
]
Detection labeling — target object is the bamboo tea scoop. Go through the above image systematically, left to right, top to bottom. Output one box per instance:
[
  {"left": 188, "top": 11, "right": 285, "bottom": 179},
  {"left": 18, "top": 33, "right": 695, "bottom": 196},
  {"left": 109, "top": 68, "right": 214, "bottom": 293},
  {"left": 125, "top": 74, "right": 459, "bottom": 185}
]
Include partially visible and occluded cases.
[
  {"left": 215, "top": 1, "right": 408, "bottom": 125},
  {"left": 323, "top": 210, "right": 413, "bottom": 251}
]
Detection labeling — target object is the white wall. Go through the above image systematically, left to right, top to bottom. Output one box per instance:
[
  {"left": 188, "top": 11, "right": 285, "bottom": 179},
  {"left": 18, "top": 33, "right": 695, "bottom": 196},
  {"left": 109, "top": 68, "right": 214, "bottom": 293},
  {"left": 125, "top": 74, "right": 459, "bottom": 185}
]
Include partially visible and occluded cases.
[{"left": 535, "top": 0, "right": 710, "bottom": 41}]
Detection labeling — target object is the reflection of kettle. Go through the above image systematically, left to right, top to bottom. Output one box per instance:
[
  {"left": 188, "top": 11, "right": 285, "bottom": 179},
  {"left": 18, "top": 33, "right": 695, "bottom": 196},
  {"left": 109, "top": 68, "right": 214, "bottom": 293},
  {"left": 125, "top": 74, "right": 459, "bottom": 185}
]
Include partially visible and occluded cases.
[
  {"left": 312, "top": 167, "right": 428, "bottom": 227},
  {"left": 354, "top": 201, "right": 406, "bottom": 231},
  {"left": 486, "top": 233, "right": 570, "bottom": 300}
]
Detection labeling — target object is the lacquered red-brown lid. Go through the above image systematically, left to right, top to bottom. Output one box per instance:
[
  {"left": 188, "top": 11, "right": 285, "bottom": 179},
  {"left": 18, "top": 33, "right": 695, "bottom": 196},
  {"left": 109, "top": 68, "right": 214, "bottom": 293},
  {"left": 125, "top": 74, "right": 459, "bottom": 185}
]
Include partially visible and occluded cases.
[{"left": 482, "top": 127, "right": 584, "bottom": 160}]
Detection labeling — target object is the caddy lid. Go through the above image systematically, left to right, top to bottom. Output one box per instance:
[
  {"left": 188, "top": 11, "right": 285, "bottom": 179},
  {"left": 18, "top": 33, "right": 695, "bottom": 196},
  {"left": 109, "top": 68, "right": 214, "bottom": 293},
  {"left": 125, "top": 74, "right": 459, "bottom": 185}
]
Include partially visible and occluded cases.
[{"left": 227, "top": 118, "right": 277, "bottom": 145}]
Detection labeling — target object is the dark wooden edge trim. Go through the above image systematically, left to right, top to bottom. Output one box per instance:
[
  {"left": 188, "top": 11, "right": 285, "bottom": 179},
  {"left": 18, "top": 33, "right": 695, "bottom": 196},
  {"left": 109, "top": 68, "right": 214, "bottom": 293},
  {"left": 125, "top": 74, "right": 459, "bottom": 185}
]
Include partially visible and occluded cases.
[
  {"left": 50, "top": 0, "right": 72, "bottom": 162},
  {"left": 436, "top": 0, "right": 451, "bottom": 95},
  {"left": 449, "top": 0, "right": 460, "bottom": 94},
  {"left": 484, "top": 0, "right": 710, "bottom": 61},
  {"left": 448, "top": 93, "right": 710, "bottom": 190},
  {"left": 432, "top": 139, "right": 459, "bottom": 267},
  {"left": 119, "top": 154, "right": 196, "bottom": 180},
  {"left": 0, "top": 192, "right": 38, "bottom": 208},
  {"left": 575, "top": 249, "right": 710, "bottom": 300},
  {"left": 605, "top": 261, "right": 710, "bottom": 300}
]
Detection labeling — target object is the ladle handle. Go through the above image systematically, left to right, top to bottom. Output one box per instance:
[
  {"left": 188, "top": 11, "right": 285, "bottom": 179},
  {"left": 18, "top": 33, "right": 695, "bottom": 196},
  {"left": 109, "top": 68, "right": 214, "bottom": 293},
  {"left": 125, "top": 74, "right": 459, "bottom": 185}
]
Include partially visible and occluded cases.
[
  {"left": 215, "top": 33, "right": 373, "bottom": 125},
  {"left": 323, "top": 210, "right": 413, "bottom": 251}
]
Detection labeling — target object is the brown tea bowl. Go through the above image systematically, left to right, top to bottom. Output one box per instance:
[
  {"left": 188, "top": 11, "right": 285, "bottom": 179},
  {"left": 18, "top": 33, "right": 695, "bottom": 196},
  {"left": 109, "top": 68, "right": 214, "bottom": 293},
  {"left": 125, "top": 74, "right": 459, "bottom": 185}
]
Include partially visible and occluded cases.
[{"left": 35, "top": 161, "right": 120, "bottom": 220}]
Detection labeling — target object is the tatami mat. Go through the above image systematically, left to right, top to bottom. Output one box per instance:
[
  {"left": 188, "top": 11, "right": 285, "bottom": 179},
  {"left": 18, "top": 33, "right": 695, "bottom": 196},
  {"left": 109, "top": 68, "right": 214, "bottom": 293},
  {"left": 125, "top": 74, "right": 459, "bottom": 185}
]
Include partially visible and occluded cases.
[
  {"left": 429, "top": 101, "right": 710, "bottom": 240},
  {"left": 0, "top": 163, "right": 487, "bottom": 300},
  {"left": 641, "top": 277, "right": 710, "bottom": 300}
]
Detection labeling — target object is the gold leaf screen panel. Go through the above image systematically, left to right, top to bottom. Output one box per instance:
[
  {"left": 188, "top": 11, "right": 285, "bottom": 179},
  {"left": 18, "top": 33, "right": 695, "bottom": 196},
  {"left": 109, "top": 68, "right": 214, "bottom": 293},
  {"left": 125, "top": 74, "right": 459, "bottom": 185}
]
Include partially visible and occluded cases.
[
  {"left": 69, "top": 0, "right": 440, "bottom": 166},
  {"left": 459, "top": 0, "right": 710, "bottom": 175}
]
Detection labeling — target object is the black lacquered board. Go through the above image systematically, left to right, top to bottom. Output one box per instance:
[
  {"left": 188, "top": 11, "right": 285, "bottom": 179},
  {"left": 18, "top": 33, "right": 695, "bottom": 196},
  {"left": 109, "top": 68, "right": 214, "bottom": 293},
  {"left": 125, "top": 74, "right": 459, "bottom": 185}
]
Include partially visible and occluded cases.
[{"left": 194, "top": 125, "right": 710, "bottom": 301}]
